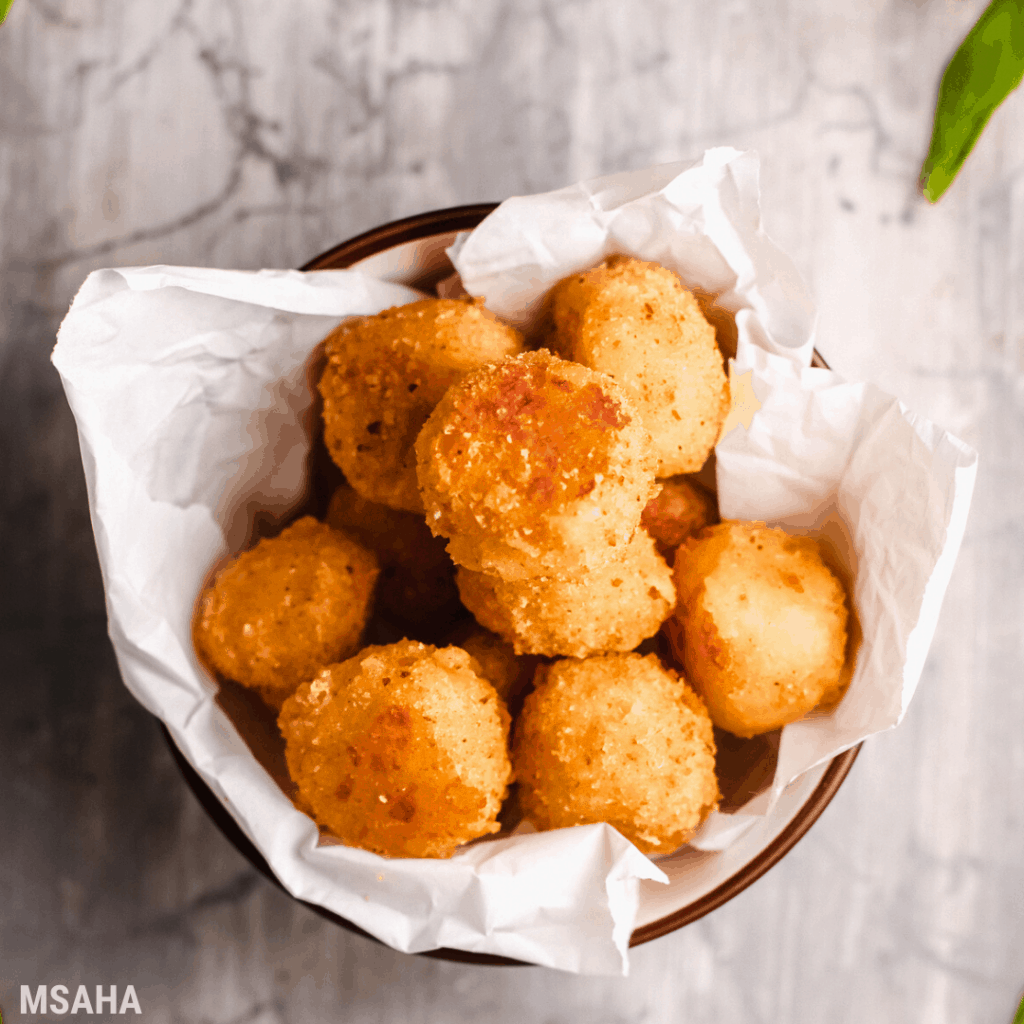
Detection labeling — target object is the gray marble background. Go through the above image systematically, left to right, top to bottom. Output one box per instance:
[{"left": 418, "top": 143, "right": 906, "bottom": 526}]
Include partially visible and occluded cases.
[{"left": 2, "top": 0, "right": 1023, "bottom": 1020}]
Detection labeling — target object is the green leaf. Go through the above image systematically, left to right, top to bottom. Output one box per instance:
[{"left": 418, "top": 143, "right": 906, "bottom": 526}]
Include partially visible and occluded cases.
[
  {"left": 0, "top": 0, "right": 15, "bottom": 25},
  {"left": 919, "top": 0, "right": 1024, "bottom": 202},
  {"left": 1013, "top": 990, "right": 1024, "bottom": 1024}
]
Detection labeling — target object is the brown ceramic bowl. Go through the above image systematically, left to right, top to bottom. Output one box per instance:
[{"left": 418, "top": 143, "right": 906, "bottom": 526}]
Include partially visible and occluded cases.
[{"left": 169, "top": 204, "right": 860, "bottom": 966}]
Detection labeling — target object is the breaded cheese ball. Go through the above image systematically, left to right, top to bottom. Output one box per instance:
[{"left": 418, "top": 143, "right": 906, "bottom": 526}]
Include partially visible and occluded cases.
[
  {"left": 543, "top": 257, "right": 730, "bottom": 475},
  {"left": 319, "top": 298, "right": 523, "bottom": 512},
  {"left": 416, "top": 349, "right": 658, "bottom": 580},
  {"left": 641, "top": 475, "right": 718, "bottom": 560},
  {"left": 325, "top": 484, "right": 460, "bottom": 630},
  {"left": 194, "top": 517, "right": 379, "bottom": 710},
  {"left": 665, "top": 522, "right": 849, "bottom": 738},
  {"left": 455, "top": 529, "right": 675, "bottom": 658},
  {"left": 444, "top": 621, "right": 537, "bottom": 708},
  {"left": 279, "top": 640, "right": 512, "bottom": 859},
  {"left": 512, "top": 653, "right": 720, "bottom": 855}
]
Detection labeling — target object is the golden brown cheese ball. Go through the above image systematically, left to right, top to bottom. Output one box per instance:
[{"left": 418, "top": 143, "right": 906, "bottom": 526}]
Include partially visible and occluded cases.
[
  {"left": 543, "top": 257, "right": 730, "bottom": 476},
  {"left": 318, "top": 298, "right": 523, "bottom": 513},
  {"left": 415, "top": 349, "right": 658, "bottom": 580},
  {"left": 641, "top": 475, "right": 718, "bottom": 560},
  {"left": 325, "top": 484, "right": 460, "bottom": 630},
  {"left": 194, "top": 517, "right": 379, "bottom": 710},
  {"left": 665, "top": 522, "right": 849, "bottom": 738},
  {"left": 455, "top": 529, "right": 675, "bottom": 658},
  {"left": 444, "top": 621, "right": 537, "bottom": 708},
  {"left": 279, "top": 641, "right": 512, "bottom": 859},
  {"left": 512, "top": 654, "right": 719, "bottom": 855}
]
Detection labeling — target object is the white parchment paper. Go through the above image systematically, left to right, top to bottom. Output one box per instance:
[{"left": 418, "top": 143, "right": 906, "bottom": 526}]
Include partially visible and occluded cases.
[
  {"left": 450, "top": 147, "right": 977, "bottom": 848},
  {"left": 52, "top": 149, "right": 976, "bottom": 973},
  {"left": 53, "top": 264, "right": 663, "bottom": 976}
]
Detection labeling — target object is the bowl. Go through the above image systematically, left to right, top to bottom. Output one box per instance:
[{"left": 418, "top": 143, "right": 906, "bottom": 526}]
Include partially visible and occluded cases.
[{"left": 168, "top": 204, "right": 861, "bottom": 965}]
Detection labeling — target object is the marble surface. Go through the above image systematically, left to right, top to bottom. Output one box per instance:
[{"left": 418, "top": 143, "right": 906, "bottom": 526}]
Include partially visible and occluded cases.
[{"left": 2, "top": 0, "right": 1023, "bottom": 1020}]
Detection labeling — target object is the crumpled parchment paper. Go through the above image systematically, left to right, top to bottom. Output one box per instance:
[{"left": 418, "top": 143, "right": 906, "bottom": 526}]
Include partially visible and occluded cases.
[
  {"left": 449, "top": 147, "right": 977, "bottom": 847},
  {"left": 52, "top": 148, "right": 976, "bottom": 973}
]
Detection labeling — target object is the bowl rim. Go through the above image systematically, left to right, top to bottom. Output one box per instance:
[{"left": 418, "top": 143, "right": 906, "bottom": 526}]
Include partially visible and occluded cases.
[
  {"left": 299, "top": 203, "right": 500, "bottom": 274},
  {"left": 173, "top": 204, "right": 862, "bottom": 968},
  {"left": 165, "top": 723, "right": 859, "bottom": 965}
]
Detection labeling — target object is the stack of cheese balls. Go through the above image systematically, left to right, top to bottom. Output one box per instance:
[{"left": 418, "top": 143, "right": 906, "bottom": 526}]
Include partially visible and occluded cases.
[{"left": 193, "top": 256, "right": 850, "bottom": 861}]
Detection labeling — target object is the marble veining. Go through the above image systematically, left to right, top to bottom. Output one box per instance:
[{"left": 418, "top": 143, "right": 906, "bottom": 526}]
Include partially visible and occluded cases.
[{"left": 2, "top": 0, "right": 1023, "bottom": 1021}]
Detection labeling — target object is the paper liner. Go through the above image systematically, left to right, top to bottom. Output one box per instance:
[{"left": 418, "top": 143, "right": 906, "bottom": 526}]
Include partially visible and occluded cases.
[{"left": 52, "top": 150, "right": 976, "bottom": 973}]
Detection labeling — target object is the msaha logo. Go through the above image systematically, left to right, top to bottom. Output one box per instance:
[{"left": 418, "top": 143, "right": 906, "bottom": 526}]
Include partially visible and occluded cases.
[{"left": 19, "top": 985, "right": 142, "bottom": 1016}]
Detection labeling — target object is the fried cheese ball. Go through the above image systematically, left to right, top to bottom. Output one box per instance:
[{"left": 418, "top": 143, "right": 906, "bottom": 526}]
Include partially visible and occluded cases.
[
  {"left": 543, "top": 257, "right": 730, "bottom": 475},
  {"left": 319, "top": 298, "right": 524, "bottom": 512},
  {"left": 416, "top": 349, "right": 658, "bottom": 580},
  {"left": 641, "top": 475, "right": 718, "bottom": 560},
  {"left": 325, "top": 484, "right": 460, "bottom": 629},
  {"left": 194, "top": 517, "right": 379, "bottom": 710},
  {"left": 665, "top": 522, "right": 849, "bottom": 738},
  {"left": 455, "top": 529, "right": 675, "bottom": 658},
  {"left": 444, "top": 621, "right": 537, "bottom": 707},
  {"left": 279, "top": 640, "right": 512, "bottom": 859},
  {"left": 512, "top": 653, "right": 720, "bottom": 855}
]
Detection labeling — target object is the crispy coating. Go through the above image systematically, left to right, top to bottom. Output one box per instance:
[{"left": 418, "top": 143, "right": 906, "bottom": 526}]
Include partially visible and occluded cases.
[
  {"left": 543, "top": 257, "right": 730, "bottom": 475},
  {"left": 319, "top": 298, "right": 523, "bottom": 512},
  {"left": 416, "top": 349, "right": 658, "bottom": 580},
  {"left": 641, "top": 475, "right": 719, "bottom": 560},
  {"left": 325, "top": 485, "right": 460, "bottom": 629},
  {"left": 194, "top": 517, "right": 379, "bottom": 710},
  {"left": 665, "top": 522, "right": 849, "bottom": 738},
  {"left": 456, "top": 529, "right": 675, "bottom": 658},
  {"left": 444, "top": 621, "right": 536, "bottom": 707},
  {"left": 279, "top": 641, "right": 512, "bottom": 859},
  {"left": 512, "top": 653, "right": 719, "bottom": 854}
]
